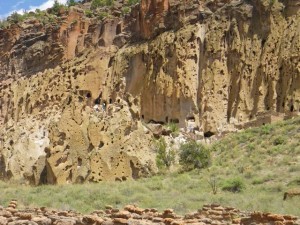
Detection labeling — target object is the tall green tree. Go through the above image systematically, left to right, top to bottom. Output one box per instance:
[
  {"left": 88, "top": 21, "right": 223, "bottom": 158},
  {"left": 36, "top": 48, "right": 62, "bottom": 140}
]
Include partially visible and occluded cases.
[
  {"left": 52, "top": 0, "right": 63, "bottom": 14},
  {"left": 67, "top": 0, "right": 77, "bottom": 7}
]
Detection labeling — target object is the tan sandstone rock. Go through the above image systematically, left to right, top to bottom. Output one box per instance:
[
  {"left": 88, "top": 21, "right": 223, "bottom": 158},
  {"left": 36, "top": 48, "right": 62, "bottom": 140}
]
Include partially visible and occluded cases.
[{"left": 0, "top": 0, "right": 299, "bottom": 184}]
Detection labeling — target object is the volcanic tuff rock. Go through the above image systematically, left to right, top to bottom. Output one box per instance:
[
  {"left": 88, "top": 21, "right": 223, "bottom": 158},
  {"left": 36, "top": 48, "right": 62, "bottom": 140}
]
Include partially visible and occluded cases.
[{"left": 0, "top": 0, "right": 299, "bottom": 184}]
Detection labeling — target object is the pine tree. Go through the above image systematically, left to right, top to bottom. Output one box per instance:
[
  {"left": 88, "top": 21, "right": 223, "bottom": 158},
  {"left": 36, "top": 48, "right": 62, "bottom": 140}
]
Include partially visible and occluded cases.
[
  {"left": 52, "top": 0, "right": 61, "bottom": 14},
  {"left": 67, "top": 0, "right": 76, "bottom": 7}
]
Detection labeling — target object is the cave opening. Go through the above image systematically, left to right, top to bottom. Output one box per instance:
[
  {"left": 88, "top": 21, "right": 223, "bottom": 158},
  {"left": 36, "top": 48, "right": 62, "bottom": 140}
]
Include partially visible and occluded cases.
[
  {"left": 116, "top": 23, "right": 122, "bottom": 35},
  {"left": 108, "top": 57, "right": 114, "bottom": 67},
  {"left": 94, "top": 92, "right": 102, "bottom": 104},
  {"left": 86, "top": 93, "right": 91, "bottom": 98},
  {"left": 67, "top": 96, "right": 72, "bottom": 105},
  {"left": 94, "top": 97, "right": 100, "bottom": 105},
  {"left": 186, "top": 116, "right": 195, "bottom": 121},
  {"left": 170, "top": 118, "right": 179, "bottom": 123},
  {"left": 204, "top": 131, "right": 215, "bottom": 138},
  {"left": 99, "top": 141, "right": 104, "bottom": 148},
  {"left": 78, "top": 158, "right": 82, "bottom": 167},
  {"left": 130, "top": 160, "right": 139, "bottom": 180},
  {"left": 39, "top": 166, "right": 47, "bottom": 185},
  {"left": 76, "top": 176, "right": 84, "bottom": 184}
]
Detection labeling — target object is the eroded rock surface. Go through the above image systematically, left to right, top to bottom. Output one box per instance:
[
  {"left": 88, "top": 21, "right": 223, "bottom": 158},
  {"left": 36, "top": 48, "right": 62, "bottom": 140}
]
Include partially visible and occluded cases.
[{"left": 0, "top": 0, "right": 299, "bottom": 184}]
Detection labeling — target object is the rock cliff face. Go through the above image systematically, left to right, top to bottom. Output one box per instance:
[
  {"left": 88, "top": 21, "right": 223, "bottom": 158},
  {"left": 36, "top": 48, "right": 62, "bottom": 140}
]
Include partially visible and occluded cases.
[{"left": 0, "top": 0, "right": 299, "bottom": 184}]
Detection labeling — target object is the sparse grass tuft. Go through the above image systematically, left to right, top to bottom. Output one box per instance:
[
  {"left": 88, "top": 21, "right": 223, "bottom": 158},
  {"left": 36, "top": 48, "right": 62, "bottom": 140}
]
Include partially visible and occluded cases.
[{"left": 167, "top": 122, "right": 179, "bottom": 134}]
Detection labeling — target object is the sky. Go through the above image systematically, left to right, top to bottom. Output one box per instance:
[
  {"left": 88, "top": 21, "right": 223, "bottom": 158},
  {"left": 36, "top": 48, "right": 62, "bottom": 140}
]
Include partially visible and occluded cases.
[{"left": 0, "top": 0, "right": 68, "bottom": 19}]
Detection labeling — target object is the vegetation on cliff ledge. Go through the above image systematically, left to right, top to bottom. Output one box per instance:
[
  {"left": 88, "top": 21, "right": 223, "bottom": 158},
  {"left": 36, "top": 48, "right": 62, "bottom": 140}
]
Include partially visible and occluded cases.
[{"left": 0, "top": 0, "right": 141, "bottom": 28}]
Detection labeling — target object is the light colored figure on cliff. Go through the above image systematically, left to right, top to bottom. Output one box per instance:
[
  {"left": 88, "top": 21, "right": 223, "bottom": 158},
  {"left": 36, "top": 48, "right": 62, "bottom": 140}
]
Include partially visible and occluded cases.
[
  {"left": 102, "top": 102, "right": 106, "bottom": 111},
  {"left": 93, "top": 104, "right": 99, "bottom": 112}
]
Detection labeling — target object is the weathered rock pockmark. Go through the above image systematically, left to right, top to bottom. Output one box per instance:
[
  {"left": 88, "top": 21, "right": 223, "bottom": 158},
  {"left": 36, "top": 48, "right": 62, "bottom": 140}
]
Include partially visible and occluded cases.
[{"left": 0, "top": 0, "right": 299, "bottom": 184}]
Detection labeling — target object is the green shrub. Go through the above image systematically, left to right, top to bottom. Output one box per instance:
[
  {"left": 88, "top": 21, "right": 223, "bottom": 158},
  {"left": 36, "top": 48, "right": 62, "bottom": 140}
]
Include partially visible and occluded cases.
[
  {"left": 51, "top": 0, "right": 65, "bottom": 15},
  {"left": 67, "top": 0, "right": 77, "bottom": 7},
  {"left": 91, "top": 0, "right": 114, "bottom": 9},
  {"left": 128, "top": 0, "right": 140, "bottom": 5},
  {"left": 122, "top": 6, "right": 131, "bottom": 15},
  {"left": 6, "top": 10, "right": 38, "bottom": 24},
  {"left": 85, "top": 10, "right": 93, "bottom": 18},
  {"left": 8, "top": 12, "right": 23, "bottom": 23},
  {"left": 98, "top": 12, "right": 109, "bottom": 20},
  {"left": 0, "top": 20, "right": 9, "bottom": 29},
  {"left": 167, "top": 122, "right": 179, "bottom": 134},
  {"left": 261, "top": 124, "right": 273, "bottom": 135},
  {"left": 272, "top": 136, "right": 286, "bottom": 146},
  {"left": 155, "top": 137, "right": 175, "bottom": 170},
  {"left": 179, "top": 141, "right": 211, "bottom": 171},
  {"left": 247, "top": 143, "right": 255, "bottom": 152},
  {"left": 267, "top": 145, "right": 282, "bottom": 155},
  {"left": 208, "top": 176, "right": 218, "bottom": 194},
  {"left": 221, "top": 177, "right": 245, "bottom": 193},
  {"left": 252, "top": 178, "right": 265, "bottom": 185}
]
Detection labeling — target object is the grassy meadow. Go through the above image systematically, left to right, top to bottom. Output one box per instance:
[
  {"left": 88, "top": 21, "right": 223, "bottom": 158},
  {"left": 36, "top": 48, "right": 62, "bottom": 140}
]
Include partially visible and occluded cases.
[{"left": 0, "top": 116, "right": 299, "bottom": 216}]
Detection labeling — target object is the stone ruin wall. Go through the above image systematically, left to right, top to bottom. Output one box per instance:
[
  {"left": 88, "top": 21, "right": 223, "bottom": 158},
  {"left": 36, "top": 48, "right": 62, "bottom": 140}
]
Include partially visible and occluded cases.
[{"left": 0, "top": 201, "right": 299, "bottom": 225}]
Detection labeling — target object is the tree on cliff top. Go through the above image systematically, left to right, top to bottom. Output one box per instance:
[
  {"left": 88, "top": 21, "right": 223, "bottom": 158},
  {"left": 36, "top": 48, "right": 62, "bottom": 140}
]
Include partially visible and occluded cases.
[
  {"left": 51, "top": 0, "right": 65, "bottom": 14},
  {"left": 67, "top": 0, "right": 77, "bottom": 7}
]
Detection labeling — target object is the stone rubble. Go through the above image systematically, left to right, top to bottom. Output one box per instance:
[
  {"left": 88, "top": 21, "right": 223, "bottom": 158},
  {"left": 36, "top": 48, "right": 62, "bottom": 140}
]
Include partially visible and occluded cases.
[{"left": 0, "top": 201, "right": 299, "bottom": 225}]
